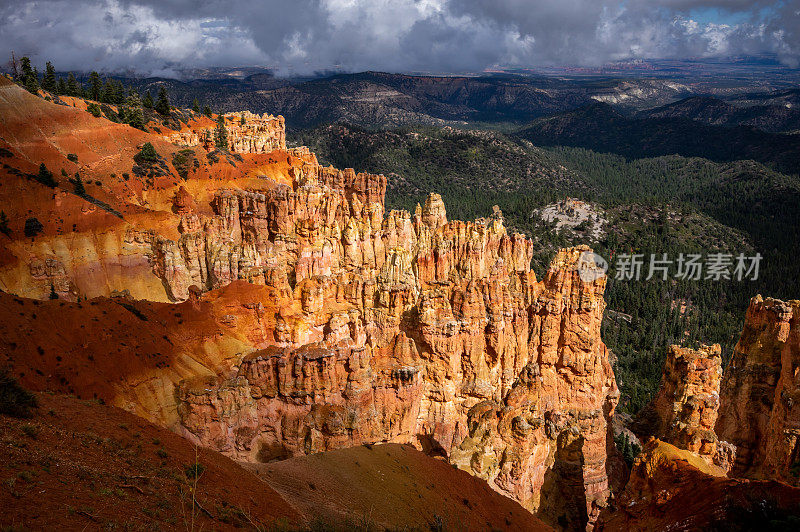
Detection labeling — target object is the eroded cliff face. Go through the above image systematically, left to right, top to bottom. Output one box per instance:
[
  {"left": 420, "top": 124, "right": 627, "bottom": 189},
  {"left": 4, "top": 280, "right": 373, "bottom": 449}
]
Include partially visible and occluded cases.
[
  {"left": 0, "top": 83, "right": 621, "bottom": 529},
  {"left": 165, "top": 111, "right": 286, "bottom": 153},
  {"left": 148, "top": 153, "right": 387, "bottom": 301},
  {"left": 171, "top": 182, "right": 620, "bottom": 528},
  {"left": 716, "top": 296, "right": 800, "bottom": 485},
  {"left": 598, "top": 331, "right": 800, "bottom": 530},
  {"left": 633, "top": 344, "right": 734, "bottom": 472}
]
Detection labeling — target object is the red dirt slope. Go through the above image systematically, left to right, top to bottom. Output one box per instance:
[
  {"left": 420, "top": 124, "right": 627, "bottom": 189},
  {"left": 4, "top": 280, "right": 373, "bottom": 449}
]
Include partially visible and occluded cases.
[
  {"left": 0, "top": 282, "right": 283, "bottom": 426},
  {"left": 1, "top": 392, "right": 551, "bottom": 531},
  {"left": 0, "top": 393, "right": 301, "bottom": 530},
  {"left": 596, "top": 440, "right": 800, "bottom": 531},
  {"left": 251, "top": 444, "right": 553, "bottom": 531}
]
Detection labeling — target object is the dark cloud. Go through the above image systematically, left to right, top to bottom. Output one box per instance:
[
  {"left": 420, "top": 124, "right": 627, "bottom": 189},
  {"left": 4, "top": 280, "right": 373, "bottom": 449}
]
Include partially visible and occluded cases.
[{"left": 0, "top": 0, "right": 797, "bottom": 76}]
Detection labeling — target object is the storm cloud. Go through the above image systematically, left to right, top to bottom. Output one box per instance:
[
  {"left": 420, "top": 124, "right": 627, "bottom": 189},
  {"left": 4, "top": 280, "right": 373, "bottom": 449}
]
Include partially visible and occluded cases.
[{"left": 1, "top": 0, "right": 799, "bottom": 76}]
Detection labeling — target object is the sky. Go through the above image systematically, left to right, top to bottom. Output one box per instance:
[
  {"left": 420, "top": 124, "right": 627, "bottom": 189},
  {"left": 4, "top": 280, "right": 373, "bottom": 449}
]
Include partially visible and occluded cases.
[{"left": 1, "top": 0, "right": 799, "bottom": 77}]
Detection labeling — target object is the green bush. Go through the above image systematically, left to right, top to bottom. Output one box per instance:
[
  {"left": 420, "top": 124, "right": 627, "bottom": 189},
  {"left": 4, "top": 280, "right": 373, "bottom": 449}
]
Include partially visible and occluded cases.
[
  {"left": 86, "top": 103, "right": 102, "bottom": 117},
  {"left": 135, "top": 142, "right": 159, "bottom": 164},
  {"left": 172, "top": 149, "right": 196, "bottom": 180},
  {"left": 36, "top": 163, "right": 57, "bottom": 188},
  {"left": 70, "top": 174, "right": 86, "bottom": 196},
  {"left": 24, "top": 217, "right": 43, "bottom": 238},
  {"left": 0, "top": 370, "right": 38, "bottom": 418},
  {"left": 185, "top": 462, "right": 205, "bottom": 480}
]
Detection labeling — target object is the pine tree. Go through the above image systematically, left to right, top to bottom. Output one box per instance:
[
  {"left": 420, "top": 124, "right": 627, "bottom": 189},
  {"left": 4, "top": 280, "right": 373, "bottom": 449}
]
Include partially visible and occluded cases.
[
  {"left": 18, "top": 56, "right": 33, "bottom": 81},
  {"left": 19, "top": 57, "right": 39, "bottom": 94},
  {"left": 42, "top": 62, "right": 57, "bottom": 93},
  {"left": 23, "top": 71, "right": 39, "bottom": 94},
  {"left": 88, "top": 71, "right": 102, "bottom": 101},
  {"left": 66, "top": 73, "right": 80, "bottom": 96},
  {"left": 56, "top": 77, "right": 67, "bottom": 95},
  {"left": 101, "top": 79, "right": 117, "bottom": 104},
  {"left": 114, "top": 80, "right": 125, "bottom": 104},
  {"left": 154, "top": 86, "right": 170, "bottom": 116},
  {"left": 126, "top": 90, "right": 141, "bottom": 109},
  {"left": 122, "top": 91, "right": 144, "bottom": 129},
  {"left": 143, "top": 91, "right": 154, "bottom": 109},
  {"left": 192, "top": 98, "right": 200, "bottom": 113},
  {"left": 203, "top": 105, "right": 212, "bottom": 118},
  {"left": 128, "top": 106, "right": 144, "bottom": 129},
  {"left": 215, "top": 115, "right": 228, "bottom": 151},
  {"left": 37, "top": 163, "right": 57, "bottom": 188},
  {"left": 72, "top": 174, "right": 86, "bottom": 196},
  {"left": 0, "top": 211, "right": 10, "bottom": 236},
  {"left": 49, "top": 283, "right": 59, "bottom": 300}
]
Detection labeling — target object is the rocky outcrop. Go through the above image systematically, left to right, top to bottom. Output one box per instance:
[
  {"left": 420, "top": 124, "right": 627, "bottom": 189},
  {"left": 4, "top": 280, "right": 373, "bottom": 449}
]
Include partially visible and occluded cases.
[
  {"left": 0, "top": 82, "right": 622, "bottom": 529},
  {"left": 166, "top": 112, "right": 285, "bottom": 153},
  {"left": 220, "top": 112, "right": 286, "bottom": 153},
  {"left": 151, "top": 165, "right": 387, "bottom": 301},
  {"left": 170, "top": 175, "right": 621, "bottom": 529},
  {"left": 716, "top": 296, "right": 800, "bottom": 485},
  {"left": 597, "top": 299, "right": 800, "bottom": 530},
  {"left": 633, "top": 344, "right": 734, "bottom": 472},
  {"left": 596, "top": 439, "right": 800, "bottom": 531}
]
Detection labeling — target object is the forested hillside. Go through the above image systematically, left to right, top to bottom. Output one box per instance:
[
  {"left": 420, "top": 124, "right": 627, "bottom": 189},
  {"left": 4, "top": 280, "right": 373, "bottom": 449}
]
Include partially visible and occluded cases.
[{"left": 517, "top": 102, "right": 800, "bottom": 175}]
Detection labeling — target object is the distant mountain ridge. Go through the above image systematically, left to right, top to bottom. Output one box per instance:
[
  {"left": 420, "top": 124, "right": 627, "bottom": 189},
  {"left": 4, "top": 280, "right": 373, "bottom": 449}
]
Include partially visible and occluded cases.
[
  {"left": 117, "top": 71, "right": 694, "bottom": 127},
  {"left": 640, "top": 95, "right": 800, "bottom": 133},
  {"left": 517, "top": 102, "right": 800, "bottom": 174}
]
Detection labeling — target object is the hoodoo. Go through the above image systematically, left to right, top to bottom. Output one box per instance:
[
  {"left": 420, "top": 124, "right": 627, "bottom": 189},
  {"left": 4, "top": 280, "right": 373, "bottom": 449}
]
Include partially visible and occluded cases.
[
  {"left": 0, "top": 78, "right": 620, "bottom": 529},
  {"left": 717, "top": 295, "right": 800, "bottom": 485}
]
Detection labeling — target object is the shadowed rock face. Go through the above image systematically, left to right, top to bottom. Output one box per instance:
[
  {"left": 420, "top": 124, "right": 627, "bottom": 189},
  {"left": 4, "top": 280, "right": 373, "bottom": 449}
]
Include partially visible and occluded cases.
[
  {"left": 717, "top": 296, "right": 800, "bottom": 485},
  {"left": 597, "top": 328, "right": 800, "bottom": 531},
  {"left": 596, "top": 439, "right": 800, "bottom": 532}
]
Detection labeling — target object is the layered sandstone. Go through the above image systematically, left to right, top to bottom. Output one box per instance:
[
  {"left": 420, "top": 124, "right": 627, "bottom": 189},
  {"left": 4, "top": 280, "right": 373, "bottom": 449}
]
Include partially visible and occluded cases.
[
  {"left": 0, "top": 80, "right": 621, "bottom": 528},
  {"left": 166, "top": 111, "right": 285, "bottom": 153},
  {"left": 150, "top": 164, "right": 387, "bottom": 301},
  {"left": 174, "top": 178, "right": 621, "bottom": 528},
  {"left": 716, "top": 296, "right": 800, "bottom": 485},
  {"left": 633, "top": 344, "right": 734, "bottom": 471}
]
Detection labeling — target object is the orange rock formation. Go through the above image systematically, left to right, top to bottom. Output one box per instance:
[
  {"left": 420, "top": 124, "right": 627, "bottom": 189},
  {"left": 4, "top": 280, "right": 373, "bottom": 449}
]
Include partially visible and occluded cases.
[
  {"left": 5, "top": 72, "right": 800, "bottom": 531},
  {"left": 0, "top": 78, "right": 620, "bottom": 529},
  {"left": 166, "top": 111, "right": 285, "bottom": 153},
  {"left": 717, "top": 295, "right": 800, "bottom": 486},
  {"left": 599, "top": 336, "right": 800, "bottom": 529},
  {"left": 633, "top": 344, "right": 734, "bottom": 471},
  {"left": 596, "top": 439, "right": 800, "bottom": 530}
]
